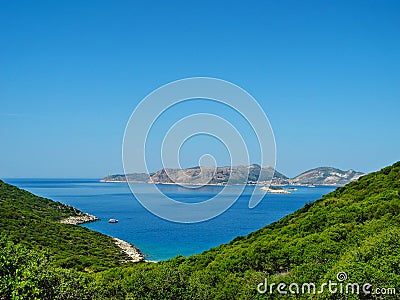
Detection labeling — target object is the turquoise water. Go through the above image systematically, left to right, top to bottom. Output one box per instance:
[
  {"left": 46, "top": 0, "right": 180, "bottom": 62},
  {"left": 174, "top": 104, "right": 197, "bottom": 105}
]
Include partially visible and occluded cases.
[{"left": 5, "top": 179, "right": 335, "bottom": 261}]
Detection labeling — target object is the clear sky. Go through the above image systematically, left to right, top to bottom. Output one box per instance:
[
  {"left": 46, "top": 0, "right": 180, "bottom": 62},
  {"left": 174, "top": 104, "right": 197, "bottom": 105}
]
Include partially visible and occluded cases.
[{"left": 1, "top": 0, "right": 399, "bottom": 178}]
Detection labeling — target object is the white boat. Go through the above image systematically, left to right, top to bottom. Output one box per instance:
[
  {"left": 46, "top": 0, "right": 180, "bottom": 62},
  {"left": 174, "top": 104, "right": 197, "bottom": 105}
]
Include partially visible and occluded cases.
[{"left": 108, "top": 218, "right": 118, "bottom": 223}]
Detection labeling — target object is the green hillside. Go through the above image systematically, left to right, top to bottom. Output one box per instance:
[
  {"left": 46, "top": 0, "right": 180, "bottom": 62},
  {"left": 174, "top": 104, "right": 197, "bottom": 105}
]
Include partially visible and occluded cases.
[
  {"left": 1, "top": 162, "right": 400, "bottom": 299},
  {"left": 93, "top": 162, "right": 400, "bottom": 299},
  {"left": 0, "top": 180, "right": 130, "bottom": 272}
]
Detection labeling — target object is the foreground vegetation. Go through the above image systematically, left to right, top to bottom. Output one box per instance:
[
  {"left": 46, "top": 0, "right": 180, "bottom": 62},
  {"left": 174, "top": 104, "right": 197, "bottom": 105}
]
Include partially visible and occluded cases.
[
  {"left": 1, "top": 162, "right": 400, "bottom": 299},
  {"left": 0, "top": 181, "right": 131, "bottom": 272}
]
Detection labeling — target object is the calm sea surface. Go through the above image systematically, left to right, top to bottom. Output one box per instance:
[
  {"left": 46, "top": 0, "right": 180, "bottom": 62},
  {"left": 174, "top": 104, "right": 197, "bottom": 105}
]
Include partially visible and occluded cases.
[{"left": 5, "top": 179, "right": 335, "bottom": 261}]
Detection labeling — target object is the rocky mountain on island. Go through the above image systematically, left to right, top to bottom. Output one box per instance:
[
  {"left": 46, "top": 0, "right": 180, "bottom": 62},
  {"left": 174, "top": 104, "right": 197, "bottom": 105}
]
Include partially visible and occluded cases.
[
  {"left": 149, "top": 164, "right": 288, "bottom": 185},
  {"left": 290, "top": 167, "right": 364, "bottom": 186}
]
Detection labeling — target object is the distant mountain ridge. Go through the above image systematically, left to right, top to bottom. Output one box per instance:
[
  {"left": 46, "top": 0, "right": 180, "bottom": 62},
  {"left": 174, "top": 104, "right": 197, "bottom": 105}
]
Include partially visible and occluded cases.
[
  {"left": 149, "top": 164, "right": 287, "bottom": 185},
  {"left": 101, "top": 165, "right": 364, "bottom": 186},
  {"left": 101, "top": 173, "right": 150, "bottom": 183}
]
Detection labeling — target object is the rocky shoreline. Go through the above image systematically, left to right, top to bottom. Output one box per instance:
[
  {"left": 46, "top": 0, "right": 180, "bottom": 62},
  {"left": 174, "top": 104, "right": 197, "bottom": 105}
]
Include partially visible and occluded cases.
[
  {"left": 60, "top": 212, "right": 99, "bottom": 225},
  {"left": 60, "top": 213, "right": 146, "bottom": 263},
  {"left": 113, "top": 237, "right": 145, "bottom": 262}
]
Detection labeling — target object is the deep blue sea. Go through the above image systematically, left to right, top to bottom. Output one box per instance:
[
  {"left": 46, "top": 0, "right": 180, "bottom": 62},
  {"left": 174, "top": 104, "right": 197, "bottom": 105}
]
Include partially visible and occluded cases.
[{"left": 4, "top": 179, "right": 335, "bottom": 261}]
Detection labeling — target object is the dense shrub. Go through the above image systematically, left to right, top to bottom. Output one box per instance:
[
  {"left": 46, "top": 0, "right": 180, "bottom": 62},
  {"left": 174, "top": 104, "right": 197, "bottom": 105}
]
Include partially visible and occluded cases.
[{"left": 1, "top": 161, "right": 400, "bottom": 299}]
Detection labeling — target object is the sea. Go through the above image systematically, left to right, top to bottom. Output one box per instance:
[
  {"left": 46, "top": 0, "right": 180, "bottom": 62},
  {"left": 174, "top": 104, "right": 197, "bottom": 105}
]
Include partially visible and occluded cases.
[{"left": 4, "top": 179, "right": 336, "bottom": 261}]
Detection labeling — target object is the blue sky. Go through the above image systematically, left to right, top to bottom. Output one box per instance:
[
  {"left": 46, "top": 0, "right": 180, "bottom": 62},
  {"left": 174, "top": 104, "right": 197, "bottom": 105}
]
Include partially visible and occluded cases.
[{"left": 1, "top": 0, "right": 399, "bottom": 178}]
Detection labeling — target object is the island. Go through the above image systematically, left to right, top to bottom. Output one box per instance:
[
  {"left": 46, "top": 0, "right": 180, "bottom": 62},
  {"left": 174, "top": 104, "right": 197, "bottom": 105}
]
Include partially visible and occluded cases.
[
  {"left": 101, "top": 165, "right": 364, "bottom": 187},
  {"left": 260, "top": 186, "right": 291, "bottom": 194}
]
